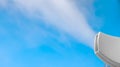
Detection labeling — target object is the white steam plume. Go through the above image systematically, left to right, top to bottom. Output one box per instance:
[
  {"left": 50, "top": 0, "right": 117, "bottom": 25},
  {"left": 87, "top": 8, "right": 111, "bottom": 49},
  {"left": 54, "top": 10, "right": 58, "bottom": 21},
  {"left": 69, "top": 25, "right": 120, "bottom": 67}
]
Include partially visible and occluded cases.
[{"left": 1, "top": 0, "right": 96, "bottom": 48}]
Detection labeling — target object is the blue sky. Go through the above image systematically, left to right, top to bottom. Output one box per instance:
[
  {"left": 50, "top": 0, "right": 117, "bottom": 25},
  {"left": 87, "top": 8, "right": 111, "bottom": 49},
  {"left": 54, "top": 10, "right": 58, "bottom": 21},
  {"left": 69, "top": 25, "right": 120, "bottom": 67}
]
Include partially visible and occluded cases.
[{"left": 0, "top": 0, "right": 119, "bottom": 67}]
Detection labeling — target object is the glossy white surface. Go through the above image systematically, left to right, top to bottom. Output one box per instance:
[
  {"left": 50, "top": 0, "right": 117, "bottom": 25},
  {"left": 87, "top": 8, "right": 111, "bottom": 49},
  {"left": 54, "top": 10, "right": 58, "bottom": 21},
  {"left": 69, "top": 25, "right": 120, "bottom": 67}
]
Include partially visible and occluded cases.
[{"left": 95, "top": 32, "right": 120, "bottom": 66}]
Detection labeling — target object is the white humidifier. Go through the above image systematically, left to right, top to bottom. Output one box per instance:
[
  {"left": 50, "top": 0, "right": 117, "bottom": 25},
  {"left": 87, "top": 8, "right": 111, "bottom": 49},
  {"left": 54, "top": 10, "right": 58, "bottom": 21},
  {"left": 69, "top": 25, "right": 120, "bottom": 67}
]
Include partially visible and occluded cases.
[{"left": 94, "top": 32, "right": 120, "bottom": 67}]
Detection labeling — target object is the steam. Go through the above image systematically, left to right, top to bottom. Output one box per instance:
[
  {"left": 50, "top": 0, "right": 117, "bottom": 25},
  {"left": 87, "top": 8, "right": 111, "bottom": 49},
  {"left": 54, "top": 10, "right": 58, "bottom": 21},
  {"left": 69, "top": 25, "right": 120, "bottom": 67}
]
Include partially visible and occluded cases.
[
  {"left": 0, "top": 0, "right": 96, "bottom": 48},
  {"left": 0, "top": 0, "right": 7, "bottom": 7}
]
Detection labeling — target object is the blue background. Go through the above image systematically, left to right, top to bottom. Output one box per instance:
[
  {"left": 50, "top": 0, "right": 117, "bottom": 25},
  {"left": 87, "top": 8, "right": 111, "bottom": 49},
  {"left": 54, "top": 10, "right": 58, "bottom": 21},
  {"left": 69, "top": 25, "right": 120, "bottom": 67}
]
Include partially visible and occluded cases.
[{"left": 0, "top": 0, "right": 119, "bottom": 67}]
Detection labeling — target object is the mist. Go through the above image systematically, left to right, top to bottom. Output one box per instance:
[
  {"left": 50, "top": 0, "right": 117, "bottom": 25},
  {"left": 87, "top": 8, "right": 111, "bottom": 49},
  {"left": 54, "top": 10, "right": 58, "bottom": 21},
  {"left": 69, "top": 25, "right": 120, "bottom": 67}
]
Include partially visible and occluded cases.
[{"left": 0, "top": 0, "right": 97, "bottom": 49}]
